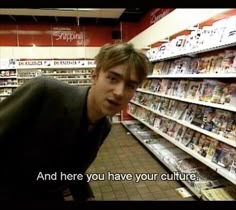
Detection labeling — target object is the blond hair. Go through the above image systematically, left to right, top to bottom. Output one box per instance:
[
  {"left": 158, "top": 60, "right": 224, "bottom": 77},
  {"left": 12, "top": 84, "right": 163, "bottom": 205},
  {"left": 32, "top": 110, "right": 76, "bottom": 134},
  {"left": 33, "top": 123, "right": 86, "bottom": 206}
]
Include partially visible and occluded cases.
[{"left": 94, "top": 43, "right": 150, "bottom": 83}]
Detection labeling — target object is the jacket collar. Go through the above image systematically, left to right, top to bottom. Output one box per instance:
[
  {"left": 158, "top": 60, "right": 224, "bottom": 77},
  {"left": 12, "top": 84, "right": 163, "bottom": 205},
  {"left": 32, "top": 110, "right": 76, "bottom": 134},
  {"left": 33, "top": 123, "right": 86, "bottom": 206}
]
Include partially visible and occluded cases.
[{"left": 64, "top": 85, "right": 90, "bottom": 131}]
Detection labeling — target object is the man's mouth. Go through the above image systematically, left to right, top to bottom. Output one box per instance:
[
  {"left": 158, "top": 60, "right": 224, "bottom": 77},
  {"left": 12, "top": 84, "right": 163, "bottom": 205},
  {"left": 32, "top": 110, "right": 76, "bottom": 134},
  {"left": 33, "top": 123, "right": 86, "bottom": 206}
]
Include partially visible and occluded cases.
[{"left": 107, "top": 99, "right": 121, "bottom": 107}]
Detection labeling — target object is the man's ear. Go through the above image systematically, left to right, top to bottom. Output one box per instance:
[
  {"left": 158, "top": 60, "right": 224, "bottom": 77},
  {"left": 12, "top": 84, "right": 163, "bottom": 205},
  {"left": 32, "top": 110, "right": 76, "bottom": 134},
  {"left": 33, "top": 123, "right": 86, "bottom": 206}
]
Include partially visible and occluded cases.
[{"left": 91, "top": 70, "right": 98, "bottom": 84}]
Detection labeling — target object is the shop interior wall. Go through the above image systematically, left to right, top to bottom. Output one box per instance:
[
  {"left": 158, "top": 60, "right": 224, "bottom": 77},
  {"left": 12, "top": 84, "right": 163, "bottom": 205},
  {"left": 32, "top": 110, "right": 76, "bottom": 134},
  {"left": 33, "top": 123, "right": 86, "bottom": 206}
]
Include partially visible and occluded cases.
[{"left": 0, "top": 9, "right": 233, "bottom": 59}]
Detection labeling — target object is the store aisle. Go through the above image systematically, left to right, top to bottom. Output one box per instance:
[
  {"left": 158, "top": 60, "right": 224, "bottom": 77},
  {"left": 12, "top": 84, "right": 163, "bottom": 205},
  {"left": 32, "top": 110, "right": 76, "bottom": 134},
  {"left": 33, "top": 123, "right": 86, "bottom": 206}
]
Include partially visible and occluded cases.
[{"left": 87, "top": 124, "right": 198, "bottom": 201}]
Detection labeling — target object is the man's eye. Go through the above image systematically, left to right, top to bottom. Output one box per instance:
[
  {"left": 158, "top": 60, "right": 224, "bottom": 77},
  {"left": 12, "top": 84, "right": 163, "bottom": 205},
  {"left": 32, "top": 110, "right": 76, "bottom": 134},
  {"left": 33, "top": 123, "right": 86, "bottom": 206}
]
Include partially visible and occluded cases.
[
  {"left": 107, "top": 75, "right": 117, "bottom": 82},
  {"left": 126, "top": 84, "right": 136, "bottom": 90}
]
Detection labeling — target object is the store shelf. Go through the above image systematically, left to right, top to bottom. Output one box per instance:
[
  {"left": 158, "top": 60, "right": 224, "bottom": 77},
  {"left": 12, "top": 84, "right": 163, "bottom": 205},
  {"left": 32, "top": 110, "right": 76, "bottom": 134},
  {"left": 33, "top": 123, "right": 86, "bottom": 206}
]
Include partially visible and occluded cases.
[
  {"left": 151, "top": 40, "right": 236, "bottom": 62},
  {"left": 0, "top": 60, "right": 95, "bottom": 100},
  {"left": 43, "top": 73, "right": 90, "bottom": 76},
  {"left": 147, "top": 74, "right": 236, "bottom": 79},
  {"left": 0, "top": 76, "right": 17, "bottom": 79},
  {"left": 17, "top": 77, "right": 38, "bottom": 79},
  {"left": 54, "top": 78, "right": 91, "bottom": 81},
  {"left": 0, "top": 85, "right": 18, "bottom": 88},
  {"left": 137, "top": 88, "right": 236, "bottom": 113},
  {"left": 0, "top": 93, "right": 11, "bottom": 96},
  {"left": 130, "top": 100, "right": 236, "bottom": 148},
  {"left": 127, "top": 112, "right": 236, "bottom": 185},
  {"left": 121, "top": 120, "right": 202, "bottom": 199}
]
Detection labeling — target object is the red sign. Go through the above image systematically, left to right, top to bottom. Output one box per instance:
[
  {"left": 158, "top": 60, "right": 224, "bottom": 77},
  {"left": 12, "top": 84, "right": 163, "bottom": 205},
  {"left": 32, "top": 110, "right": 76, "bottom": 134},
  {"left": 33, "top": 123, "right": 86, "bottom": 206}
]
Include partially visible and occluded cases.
[
  {"left": 122, "top": 8, "right": 174, "bottom": 42},
  {"left": 150, "top": 8, "right": 174, "bottom": 25},
  {"left": 0, "top": 23, "right": 114, "bottom": 47}
]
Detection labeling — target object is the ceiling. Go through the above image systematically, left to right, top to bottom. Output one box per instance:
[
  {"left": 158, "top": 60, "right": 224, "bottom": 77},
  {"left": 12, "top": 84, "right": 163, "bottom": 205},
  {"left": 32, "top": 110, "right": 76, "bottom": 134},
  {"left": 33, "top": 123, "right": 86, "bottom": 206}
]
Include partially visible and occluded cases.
[{"left": 0, "top": 8, "right": 150, "bottom": 26}]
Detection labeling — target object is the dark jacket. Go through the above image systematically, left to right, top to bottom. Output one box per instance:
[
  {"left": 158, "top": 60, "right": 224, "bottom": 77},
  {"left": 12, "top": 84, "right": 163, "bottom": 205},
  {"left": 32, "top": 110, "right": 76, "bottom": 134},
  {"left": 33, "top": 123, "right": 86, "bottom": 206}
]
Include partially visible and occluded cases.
[{"left": 0, "top": 76, "right": 111, "bottom": 200}]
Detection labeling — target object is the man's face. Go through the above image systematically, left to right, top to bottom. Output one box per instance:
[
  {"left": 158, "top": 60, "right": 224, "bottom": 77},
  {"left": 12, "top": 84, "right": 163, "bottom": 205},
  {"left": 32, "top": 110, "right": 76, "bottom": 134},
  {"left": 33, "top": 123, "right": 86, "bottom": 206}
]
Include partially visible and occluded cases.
[{"left": 91, "top": 64, "right": 139, "bottom": 117}]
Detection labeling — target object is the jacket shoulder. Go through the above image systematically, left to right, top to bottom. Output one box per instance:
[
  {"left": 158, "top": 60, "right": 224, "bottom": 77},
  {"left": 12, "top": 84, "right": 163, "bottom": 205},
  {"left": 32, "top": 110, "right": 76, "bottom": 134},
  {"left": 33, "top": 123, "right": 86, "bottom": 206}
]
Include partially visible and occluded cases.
[{"left": 100, "top": 117, "right": 112, "bottom": 141}]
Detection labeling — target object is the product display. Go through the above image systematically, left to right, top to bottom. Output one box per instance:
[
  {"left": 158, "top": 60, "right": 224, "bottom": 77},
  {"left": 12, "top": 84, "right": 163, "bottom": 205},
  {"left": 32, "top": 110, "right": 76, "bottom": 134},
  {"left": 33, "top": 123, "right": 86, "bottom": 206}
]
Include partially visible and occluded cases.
[
  {"left": 122, "top": 12, "right": 236, "bottom": 200},
  {"left": 0, "top": 59, "right": 94, "bottom": 100}
]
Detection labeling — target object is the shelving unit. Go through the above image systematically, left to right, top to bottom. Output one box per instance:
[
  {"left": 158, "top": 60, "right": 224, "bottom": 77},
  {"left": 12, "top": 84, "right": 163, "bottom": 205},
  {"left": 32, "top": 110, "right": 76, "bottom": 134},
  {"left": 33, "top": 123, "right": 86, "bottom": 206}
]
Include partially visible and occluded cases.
[
  {"left": 122, "top": 10, "right": 236, "bottom": 200},
  {"left": 150, "top": 39, "right": 236, "bottom": 62},
  {"left": 0, "top": 59, "right": 95, "bottom": 101},
  {"left": 147, "top": 73, "right": 236, "bottom": 79},
  {"left": 136, "top": 88, "right": 236, "bottom": 113},
  {"left": 130, "top": 100, "right": 236, "bottom": 148},
  {"left": 126, "top": 111, "right": 235, "bottom": 185},
  {"left": 111, "top": 112, "right": 121, "bottom": 124},
  {"left": 121, "top": 120, "right": 202, "bottom": 199}
]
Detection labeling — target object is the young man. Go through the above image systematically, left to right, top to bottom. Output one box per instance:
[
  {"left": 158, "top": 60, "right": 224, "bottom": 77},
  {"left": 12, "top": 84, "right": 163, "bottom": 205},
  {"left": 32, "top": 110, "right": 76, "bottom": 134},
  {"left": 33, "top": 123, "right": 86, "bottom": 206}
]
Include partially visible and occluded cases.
[{"left": 0, "top": 43, "right": 150, "bottom": 201}]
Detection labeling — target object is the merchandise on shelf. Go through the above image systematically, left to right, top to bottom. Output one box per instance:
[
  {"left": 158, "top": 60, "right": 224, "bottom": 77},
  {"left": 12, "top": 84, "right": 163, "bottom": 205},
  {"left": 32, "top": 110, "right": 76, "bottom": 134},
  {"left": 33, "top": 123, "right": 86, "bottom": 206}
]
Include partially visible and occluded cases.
[{"left": 124, "top": 11, "right": 236, "bottom": 200}]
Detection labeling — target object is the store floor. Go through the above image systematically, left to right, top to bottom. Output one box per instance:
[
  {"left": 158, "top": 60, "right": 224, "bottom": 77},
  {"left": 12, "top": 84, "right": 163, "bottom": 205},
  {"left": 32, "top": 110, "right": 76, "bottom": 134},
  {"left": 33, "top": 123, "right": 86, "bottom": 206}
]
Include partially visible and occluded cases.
[{"left": 87, "top": 124, "right": 198, "bottom": 201}]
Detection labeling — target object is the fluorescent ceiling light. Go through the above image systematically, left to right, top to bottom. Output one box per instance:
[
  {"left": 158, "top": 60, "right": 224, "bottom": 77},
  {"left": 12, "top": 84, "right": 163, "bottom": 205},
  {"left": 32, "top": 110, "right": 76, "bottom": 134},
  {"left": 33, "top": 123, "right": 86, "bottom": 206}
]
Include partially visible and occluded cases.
[
  {"left": 52, "top": 8, "right": 99, "bottom": 11},
  {"left": 77, "top": 9, "right": 99, "bottom": 11}
]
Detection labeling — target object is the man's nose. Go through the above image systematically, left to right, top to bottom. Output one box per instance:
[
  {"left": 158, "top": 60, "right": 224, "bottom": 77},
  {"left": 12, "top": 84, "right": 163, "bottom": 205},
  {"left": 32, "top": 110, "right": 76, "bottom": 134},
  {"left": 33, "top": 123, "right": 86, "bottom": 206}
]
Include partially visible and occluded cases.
[{"left": 113, "top": 82, "right": 125, "bottom": 98}]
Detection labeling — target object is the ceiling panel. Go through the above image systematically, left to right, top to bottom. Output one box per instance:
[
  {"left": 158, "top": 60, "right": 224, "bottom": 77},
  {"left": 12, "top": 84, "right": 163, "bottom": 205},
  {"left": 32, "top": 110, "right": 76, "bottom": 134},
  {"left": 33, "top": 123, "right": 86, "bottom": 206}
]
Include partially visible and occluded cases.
[{"left": 0, "top": 8, "right": 150, "bottom": 25}]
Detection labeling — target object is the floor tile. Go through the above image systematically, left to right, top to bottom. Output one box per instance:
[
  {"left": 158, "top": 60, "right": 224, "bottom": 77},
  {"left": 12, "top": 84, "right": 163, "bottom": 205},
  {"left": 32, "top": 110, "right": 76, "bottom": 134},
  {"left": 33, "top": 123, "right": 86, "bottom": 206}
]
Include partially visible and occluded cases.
[{"left": 87, "top": 124, "right": 198, "bottom": 201}]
